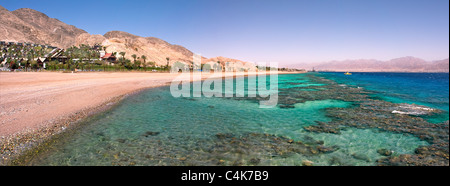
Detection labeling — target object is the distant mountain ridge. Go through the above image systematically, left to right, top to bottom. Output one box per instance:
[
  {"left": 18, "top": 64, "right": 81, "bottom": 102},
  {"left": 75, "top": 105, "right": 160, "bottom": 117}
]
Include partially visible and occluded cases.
[
  {"left": 0, "top": 6, "right": 245, "bottom": 66},
  {"left": 294, "top": 57, "right": 449, "bottom": 72}
]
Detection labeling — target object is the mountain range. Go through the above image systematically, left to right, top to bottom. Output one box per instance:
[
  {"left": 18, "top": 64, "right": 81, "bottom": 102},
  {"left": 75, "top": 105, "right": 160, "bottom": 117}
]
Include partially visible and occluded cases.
[
  {"left": 0, "top": 5, "right": 448, "bottom": 71},
  {"left": 292, "top": 57, "right": 449, "bottom": 72}
]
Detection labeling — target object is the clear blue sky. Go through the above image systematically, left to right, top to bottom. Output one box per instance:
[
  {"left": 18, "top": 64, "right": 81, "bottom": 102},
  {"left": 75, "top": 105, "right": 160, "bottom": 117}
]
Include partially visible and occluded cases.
[{"left": 2, "top": 0, "right": 449, "bottom": 64}]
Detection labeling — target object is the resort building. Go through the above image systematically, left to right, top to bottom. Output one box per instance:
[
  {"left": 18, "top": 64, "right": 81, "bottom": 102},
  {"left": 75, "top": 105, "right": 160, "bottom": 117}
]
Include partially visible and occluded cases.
[{"left": 101, "top": 53, "right": 117, "bottom": 64}]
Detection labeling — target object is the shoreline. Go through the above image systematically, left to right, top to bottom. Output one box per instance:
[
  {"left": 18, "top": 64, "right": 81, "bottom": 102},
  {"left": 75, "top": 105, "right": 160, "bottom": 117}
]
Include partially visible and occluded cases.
[
  {"left": 0, "top": 71, "right": 301, "bottom": 165},
  {"left": 317, "top": 71, "right": 449, "bottom": 73},
  {"left": 1, "top": 92, "right": 129, "bottom": 165}
]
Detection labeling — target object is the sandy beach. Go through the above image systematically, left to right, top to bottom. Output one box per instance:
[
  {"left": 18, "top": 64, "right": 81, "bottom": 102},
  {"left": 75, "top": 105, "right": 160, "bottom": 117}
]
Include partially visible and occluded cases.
[
  {"left": 0, "top": 71, "right": 299, "bottom": 137},
  {"left": 0, "top": 72, "right": 176, "bottom": 137}
]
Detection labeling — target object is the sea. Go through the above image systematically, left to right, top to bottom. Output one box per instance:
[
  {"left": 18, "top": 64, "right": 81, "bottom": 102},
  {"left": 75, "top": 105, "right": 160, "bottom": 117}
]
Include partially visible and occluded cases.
[
  {"left": 27, "top": 72, "right": 449, "bottom": 166},
  {"left": 321, "top": 72, "right": 449, "bottom": 123}
]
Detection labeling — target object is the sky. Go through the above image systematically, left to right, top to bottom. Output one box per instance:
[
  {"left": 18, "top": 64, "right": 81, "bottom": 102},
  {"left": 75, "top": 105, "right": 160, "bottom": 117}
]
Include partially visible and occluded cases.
[{"left": 2, "top": 0, "right": 449, "bottom": 65}]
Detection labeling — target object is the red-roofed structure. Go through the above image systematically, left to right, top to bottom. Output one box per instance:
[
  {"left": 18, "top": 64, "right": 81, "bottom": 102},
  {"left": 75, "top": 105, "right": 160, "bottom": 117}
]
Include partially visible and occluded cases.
[{"left": 101, "top": 53, "right": 116, "bottom": 63}]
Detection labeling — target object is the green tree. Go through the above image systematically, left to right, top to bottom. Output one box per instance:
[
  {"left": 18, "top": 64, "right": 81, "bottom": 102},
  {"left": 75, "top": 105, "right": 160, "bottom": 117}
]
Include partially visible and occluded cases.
[
  {"left": 119, "top": 52, "right": 126, "bottom": 61},
  {"left": 26, "top": 54, "right": 33, "bottom": 72},
  {"left": 131, "top": 54, "right": 137, "bottom": 70},
  {"left": 141, "top": 55, "right": 147, "bottom": 71},
  {"left": 141, "top": 55, "right": 147, "bottom": 63},
  {"left": 166, "top": 57, "right": 170, "bottom": 71},
  {"left": 66, "top": 58, "right": 74, "bottom": 71},
  {"left": 52, "top": 60, "right": 59, "bottom": 71},
  {"left": 31, "top": 61, "right": 38, "bottom": 71},
  {"left": 102, "top": 61, "right": 108, "bottom": 72},
  {"left": 135, "top": 61, "right": 141, "bottom": 70}
]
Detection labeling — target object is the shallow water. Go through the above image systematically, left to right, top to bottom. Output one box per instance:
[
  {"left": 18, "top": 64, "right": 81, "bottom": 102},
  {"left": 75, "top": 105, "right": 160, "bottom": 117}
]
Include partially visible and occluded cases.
[{"left": 29, "top": 73, "right": 440, "bottom": 166}]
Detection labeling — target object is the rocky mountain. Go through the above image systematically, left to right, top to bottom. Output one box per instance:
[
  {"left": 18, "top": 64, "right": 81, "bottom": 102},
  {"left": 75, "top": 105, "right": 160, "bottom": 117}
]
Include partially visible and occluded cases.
[
  {"left": 0, "top": 6, "right": 251, "bottom": 66},
  {"left": 0, "top": 6, "right": 87, "bottom": 48},
  {"left": 86, "top": 31, "right": 206, "bottom": 66},
  {"left": 202, "top": 56, "right": 257, "bottom": 71},
  {"left": 202, "top": 56, "right": 245, "bottom": 64},
  {"left": 296, "top": 57, "right": 449, "bottom": 72},
  {"left": 426, "top": 59, "right": 450, "bottom": 72}
]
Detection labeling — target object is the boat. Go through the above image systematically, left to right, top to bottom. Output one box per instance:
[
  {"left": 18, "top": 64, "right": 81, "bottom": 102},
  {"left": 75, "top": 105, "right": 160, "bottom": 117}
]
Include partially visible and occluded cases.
[{"left": 344, "top": 72, "right": 352, "bottom": 75}]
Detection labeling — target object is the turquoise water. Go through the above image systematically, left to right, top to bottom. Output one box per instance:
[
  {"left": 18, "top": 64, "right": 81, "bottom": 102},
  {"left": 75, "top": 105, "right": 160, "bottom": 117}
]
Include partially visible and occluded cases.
[
  {"left": 320, "top": 72, "right": 449, "bottom": 123},
  {"left": 29, "top": 73, "right": 436, "bottom": 166}
]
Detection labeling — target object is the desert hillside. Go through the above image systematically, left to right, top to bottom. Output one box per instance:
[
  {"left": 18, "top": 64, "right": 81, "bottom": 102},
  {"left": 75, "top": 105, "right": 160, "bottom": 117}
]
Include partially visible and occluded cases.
[
  {"left": 0, "top": 5, "right": 250, "bottom": 66},
  {"left": 0, "top": 6, "right": 87, "bottom": 48}
]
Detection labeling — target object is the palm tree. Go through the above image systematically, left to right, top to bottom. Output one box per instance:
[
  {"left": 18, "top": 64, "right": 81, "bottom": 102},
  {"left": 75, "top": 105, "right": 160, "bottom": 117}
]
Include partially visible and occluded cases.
[
  {"left": 86, "top": 49, "right": 92, "bottom": 63},
  {"left": 118, "top": 52, "right": 126, "bottom": 71},
  {"left": 119, "top": 52, "right": 126, "bottom": 61},
  {"left": 26, "top": 54, "right": 32, "bottom": 72},
  {"left": 131, "top": 54, "right": 137, "bottom": 63},
  {"left": 141, "top": 55, "right": 147, "bottom": 71},
  {"left": 141, "top": 55, "right": 147, "bottom": 63},
  {"left": 166, "top": 57, "right": 170, "bottom": 71},
  {"left": 134, "top": 60, "right": 141, "bottom": 70}
]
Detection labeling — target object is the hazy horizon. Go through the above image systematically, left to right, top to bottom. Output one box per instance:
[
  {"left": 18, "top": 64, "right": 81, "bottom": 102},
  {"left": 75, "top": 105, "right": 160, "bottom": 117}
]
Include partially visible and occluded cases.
[{"left": 2, "top": 0, "right": 449, "bottom": 65}]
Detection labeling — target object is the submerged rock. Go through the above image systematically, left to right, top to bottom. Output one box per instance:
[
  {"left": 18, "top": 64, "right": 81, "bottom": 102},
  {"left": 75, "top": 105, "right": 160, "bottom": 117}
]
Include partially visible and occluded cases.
[
  {"left": 279, "top": 104, "right": 295, "bottom": 109},
  {"left": 303, "top": 121, "right": 341, "bottom": 134},
  {"left": 142, "top": 131, "right": 160, "bottom": 137},
  {"left": 206, "top": 132, "right": 336, "bottom": 165},
  {"left": 215, "top": 133, "right": 233, "bottom": 139},
  {"left": 116, "top": 139, "right": 127, "bottom": 143},
  {"left": 317, "top": 145, "right": 338, "bottom": 153},
  {"left": 377, "top": 149, "right": 393, "bottom": 156},
  {"left": 351, "top": 153, "right": 371, "bottom": 162},
  {"left": 329, "top": 156, "right": 346, "bottom": 166},
  {"left": 249, "top": 158, "right": 261, "bottom": 165},
  {"left": 302, "top": 160, "right": 314, "bottom": 166}
]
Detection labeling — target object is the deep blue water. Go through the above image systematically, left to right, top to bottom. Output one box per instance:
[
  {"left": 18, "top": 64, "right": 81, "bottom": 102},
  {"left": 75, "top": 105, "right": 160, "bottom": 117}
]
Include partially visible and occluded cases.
[{"left": 320, "top": 72, "right": 449, "bottom": 123}]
